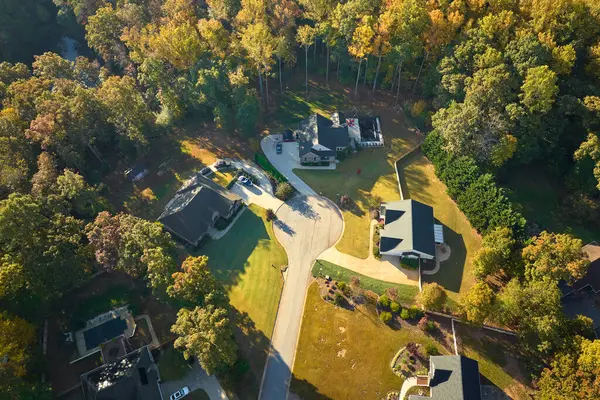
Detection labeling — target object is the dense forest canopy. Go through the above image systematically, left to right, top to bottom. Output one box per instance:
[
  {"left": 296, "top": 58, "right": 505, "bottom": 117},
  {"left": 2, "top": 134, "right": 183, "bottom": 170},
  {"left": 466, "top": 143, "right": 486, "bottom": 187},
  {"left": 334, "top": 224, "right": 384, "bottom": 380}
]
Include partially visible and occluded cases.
[{"left": 2, "top": 0, "right": 600, "bottom": 398}]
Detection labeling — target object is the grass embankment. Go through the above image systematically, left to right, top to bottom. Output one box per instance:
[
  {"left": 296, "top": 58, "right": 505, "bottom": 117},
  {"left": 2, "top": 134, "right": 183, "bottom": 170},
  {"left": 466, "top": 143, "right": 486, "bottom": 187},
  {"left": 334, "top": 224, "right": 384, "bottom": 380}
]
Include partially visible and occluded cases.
[
  {"left": 403, "top": 156, "right": 482, "bottom": 297},
  {"left": 312, "top": 260, "right": 419, "bottom": 305},
  {"left": 291, "top": 284, "right": 446, "bottom": 400},
  {"left": 456, "top": 324, "right": 532, "bottom": 399}
]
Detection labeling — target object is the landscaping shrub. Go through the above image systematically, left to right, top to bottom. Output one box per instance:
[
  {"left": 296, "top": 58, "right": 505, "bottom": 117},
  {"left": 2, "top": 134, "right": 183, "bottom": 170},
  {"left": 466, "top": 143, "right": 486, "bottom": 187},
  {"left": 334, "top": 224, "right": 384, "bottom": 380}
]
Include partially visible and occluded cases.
[
  {"left": 422, "top": 130, "right": 526, "bottom": 237},
  {"left": 254, "top": 153, "right": 287, "bottom": 183},
  {"left": 275, "top": 182, "right": 294, "bottom": 201},
  {"left": 339, "top": 194, "right": 352, "bottom": 209},
  {"left": 266, "top": 208, "right": 276, "bottom": 221},
  {"left": 350, "top": 275, "right": 361, "bottom": 288},
  {"left": 338, "top": 281, "right": 347, "bottom": 291},
  {"left": 334, "top": 293, "right": 345, "bottom": 306},
  {"left": 378, "top": 294, "right": 391, "bottom": 309},
  {"left": 390, "top": 301, "right": 401, "bottom": 314},
  {"left": 409, "top": 306, "right": 424, "bottom": 320},
  {"left": 400, "top": 309, "right": 410, "bottom": 320},
  {"left": 379, "top": 311, "right": 393, "bottom": 325},
  {"left": 418, "top": 316, "right": 436, "bottom": 332},
  {"left": 425, "top": 343, "right": 440, "bottom": 356}
]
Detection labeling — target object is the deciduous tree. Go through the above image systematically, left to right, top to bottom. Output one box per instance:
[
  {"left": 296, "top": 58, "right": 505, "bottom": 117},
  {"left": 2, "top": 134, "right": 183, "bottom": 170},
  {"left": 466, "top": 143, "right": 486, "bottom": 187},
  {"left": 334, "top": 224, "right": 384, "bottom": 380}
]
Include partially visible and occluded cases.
[{"left": 416, "top": 282, "right": 447, "bottom": 311}]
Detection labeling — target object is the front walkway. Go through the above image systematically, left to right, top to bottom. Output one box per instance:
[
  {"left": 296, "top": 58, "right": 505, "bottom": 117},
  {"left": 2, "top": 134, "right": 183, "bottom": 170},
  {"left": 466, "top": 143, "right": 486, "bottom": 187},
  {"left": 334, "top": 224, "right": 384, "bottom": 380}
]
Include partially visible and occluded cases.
[{"left": 399, "top": 377, "right": 418, "bottom": 400}]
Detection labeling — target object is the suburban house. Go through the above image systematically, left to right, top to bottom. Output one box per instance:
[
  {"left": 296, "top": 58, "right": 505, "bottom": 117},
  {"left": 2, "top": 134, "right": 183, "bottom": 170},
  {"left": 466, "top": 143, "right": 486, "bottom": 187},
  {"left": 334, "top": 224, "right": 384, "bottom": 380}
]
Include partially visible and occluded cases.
[
  {"left": 296, "top": 112, "right": 384, "bottom": 163},
  {"left": 298, "top": 113, "right": 352, "bottom": 164},
  {"left": 158, "top": 173, "right": 242, "bottom": 246},
  {"left": 379, "top": 199, "right": 443, "bottom": 260},
  {"left": 560, "top": 242, "right": 600, "bottom": 337},
  {"left": 81, "top": 345, "right": 163, "bottom": 400},
  {"left": 409, "top": 355, "right": 482, "bottom": 400}
]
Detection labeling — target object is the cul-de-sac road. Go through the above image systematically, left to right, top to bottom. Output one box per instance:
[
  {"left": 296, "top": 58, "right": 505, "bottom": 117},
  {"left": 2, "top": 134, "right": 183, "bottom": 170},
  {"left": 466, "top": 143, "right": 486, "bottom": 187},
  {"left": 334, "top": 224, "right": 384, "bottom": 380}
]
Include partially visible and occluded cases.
[{"left": 258, "top": 136, "right": 344, "bottom": 400}]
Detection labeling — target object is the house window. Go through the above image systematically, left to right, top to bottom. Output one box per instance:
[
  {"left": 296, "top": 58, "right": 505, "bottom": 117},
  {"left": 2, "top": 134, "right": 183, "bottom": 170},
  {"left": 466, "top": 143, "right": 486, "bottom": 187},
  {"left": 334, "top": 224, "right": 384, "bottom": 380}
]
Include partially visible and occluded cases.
[{"left": 320, "top": 156, "right": 329, "bottom": 161}]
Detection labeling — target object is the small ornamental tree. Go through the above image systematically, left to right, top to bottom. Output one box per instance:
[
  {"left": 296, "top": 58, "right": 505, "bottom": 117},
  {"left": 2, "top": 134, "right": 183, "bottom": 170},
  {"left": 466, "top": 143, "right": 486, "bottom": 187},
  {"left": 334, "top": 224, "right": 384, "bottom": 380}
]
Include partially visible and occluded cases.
[
  {"left": 275, "top": 182, "right": 294, "bottom": 201},
  {"left": 416, "top": 283, "right": 447, "bottom": 311},
  {"left": 379, "top": 311, "right": 392, "bottom": 325}
]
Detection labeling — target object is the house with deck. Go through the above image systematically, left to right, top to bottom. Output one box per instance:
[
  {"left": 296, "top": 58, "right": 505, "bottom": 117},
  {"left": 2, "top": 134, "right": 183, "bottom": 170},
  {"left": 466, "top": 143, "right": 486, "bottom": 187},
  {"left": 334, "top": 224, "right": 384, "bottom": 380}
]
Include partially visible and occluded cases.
[{"left": 379, "top": 199, "right": 443, "bottom": 261}]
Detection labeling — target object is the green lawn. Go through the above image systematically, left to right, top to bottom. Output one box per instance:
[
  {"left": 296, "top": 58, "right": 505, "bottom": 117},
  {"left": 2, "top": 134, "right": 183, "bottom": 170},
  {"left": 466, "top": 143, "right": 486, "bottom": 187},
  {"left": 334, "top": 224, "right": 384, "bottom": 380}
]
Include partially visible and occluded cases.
[
  {"left": 294, "top": 113, "right": 421, "bottom": 259},
  {"left": 403, "top": 155, "right": 482, "bottom": 297},
  {"left": 501, "top": 167, "right": 600, "bottom": 243},
  {"left": 192, "top": 204, "right": 286, "bottom": 398},
  {"left": 196, "top": 205, "right": 286, "bottom": 338},
  {"left": 312, "top": 260, "right": 419, "bottom": 305},
  {"left": 291, "top": 283, "right": 447, "bottom": 400},
  {"left": 456, "top": 324, "right": 532, "bottom": 399}
]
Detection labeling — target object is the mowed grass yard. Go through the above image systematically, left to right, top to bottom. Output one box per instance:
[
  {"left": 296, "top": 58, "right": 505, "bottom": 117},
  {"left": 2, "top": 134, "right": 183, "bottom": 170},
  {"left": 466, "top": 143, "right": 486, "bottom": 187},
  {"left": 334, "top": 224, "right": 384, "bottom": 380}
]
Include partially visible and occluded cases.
[
  {"left": 295, "top": 111, "right": 421, "bottom": 259},
  {"left": 403, "top": 155, "right": 482, "bottom": 297},
  {"left": 191, "top": 205, "right": 287, "bottom": 388},
  {"left": 197, "top": 205, "right": 286, "bottom": 337},
  {"left": 291, "top": 283, "right": 447, "bottom": 400}
]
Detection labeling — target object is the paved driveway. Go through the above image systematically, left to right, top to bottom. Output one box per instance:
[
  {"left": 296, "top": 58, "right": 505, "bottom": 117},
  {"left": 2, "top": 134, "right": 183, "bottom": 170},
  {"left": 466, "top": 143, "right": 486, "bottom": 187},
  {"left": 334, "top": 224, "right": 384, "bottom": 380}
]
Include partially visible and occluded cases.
[
  {"left": 230, "top": 182, "right": 283, "bottom": 211},
  {"left": 259, "top": 195, "right": 343, "bottom": 400},
  {"left": 160, "top": 362, "right": 228, "bottom": 400}
]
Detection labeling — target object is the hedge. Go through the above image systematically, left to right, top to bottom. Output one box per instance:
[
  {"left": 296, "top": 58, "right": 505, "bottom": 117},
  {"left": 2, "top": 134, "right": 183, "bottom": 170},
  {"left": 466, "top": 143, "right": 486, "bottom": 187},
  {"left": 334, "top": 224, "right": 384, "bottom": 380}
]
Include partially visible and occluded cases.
[
  {"left": 422, "top": 130, "right": 525, "bottom": 237},
  {"left": 254, "top": 153, "right": 288, "bottom": 183}
]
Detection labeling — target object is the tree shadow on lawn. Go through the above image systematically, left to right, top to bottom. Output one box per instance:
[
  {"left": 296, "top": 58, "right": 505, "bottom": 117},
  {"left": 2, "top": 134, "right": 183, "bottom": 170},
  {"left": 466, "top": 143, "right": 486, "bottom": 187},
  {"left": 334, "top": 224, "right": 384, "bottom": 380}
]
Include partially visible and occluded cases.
[
  {"left": 191, "top": 209, "right": 269, "bottom": 289},
  {"left": 422, "top": 224, "right": 467, "bottom": 294},
  {"left": 223, "top": 308, "right": 271, "bottom": 400},
  {"left": 290, "top": 377, "right": 334, "bottom": 400}
]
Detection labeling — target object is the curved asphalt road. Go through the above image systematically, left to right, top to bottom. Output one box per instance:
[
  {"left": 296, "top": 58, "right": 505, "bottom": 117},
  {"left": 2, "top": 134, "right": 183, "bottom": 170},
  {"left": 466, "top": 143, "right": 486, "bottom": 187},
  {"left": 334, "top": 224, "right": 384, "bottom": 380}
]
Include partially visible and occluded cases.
[{"left": 259, "top": 136, "right": 343, "bottom": 400}]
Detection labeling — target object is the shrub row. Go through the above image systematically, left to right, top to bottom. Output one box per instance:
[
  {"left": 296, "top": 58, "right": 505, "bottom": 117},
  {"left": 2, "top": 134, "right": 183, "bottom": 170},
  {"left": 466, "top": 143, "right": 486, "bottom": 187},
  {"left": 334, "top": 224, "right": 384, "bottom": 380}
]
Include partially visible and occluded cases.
[
  {"left": 422, "top": 131, "right": 526, "bottom": 237},
  {"left": 254, "top": 152, "right": 288, "bottom": 183}
]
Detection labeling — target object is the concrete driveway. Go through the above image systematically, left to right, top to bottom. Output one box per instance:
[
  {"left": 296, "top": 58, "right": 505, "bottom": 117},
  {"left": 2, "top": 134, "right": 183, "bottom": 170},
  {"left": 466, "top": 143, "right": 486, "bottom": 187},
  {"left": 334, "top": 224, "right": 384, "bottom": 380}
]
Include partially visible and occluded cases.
[
  {"left": 261, "top": 136, "right": 333, "bottom": 196},
  {"left": 230, "top": 182, "right": 283, "bottom": 211},
  {"left": 259, "top": 194, "right": 343, "bottom": 400},
  {"left": 160, "top": 362, "right": 228, "bottom": 400}
]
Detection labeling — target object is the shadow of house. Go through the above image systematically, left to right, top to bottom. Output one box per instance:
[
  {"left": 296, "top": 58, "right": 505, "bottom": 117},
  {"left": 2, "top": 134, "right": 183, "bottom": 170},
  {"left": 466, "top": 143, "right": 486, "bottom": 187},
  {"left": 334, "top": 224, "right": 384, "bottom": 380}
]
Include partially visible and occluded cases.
[
  {"left": 158, "top": 173, "right": 242, "bottom": 248},
  {"left": 422, "top": 224, "right": 467, "bottom": 293},
  {"left": 81, "top": 345, "right": 162, "bottom": 400}
]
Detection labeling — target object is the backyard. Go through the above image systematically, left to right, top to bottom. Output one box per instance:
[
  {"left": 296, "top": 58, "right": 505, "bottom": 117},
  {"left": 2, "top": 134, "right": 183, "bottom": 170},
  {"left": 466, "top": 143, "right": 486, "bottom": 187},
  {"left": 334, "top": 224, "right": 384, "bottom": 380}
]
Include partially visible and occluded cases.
[
  {"left": 291, "top": 283, "right": 449, "bottom": 400},
  {"left": 455, "top": 324, "right": 533, "bottom": 399}
]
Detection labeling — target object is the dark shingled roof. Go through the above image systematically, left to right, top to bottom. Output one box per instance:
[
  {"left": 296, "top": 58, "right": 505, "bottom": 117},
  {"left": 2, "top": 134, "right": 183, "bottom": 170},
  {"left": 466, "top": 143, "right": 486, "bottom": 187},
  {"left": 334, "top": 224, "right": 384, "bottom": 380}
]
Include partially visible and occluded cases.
[
  {"left": 298, "top": 113, "right": 350, "bottom": 156},
  {"left": 158, "top": 174, "right": 240, "bottom": 245},
  {"left": 380, "top": 200, "right": 435, "bottom": 257},
  {"left": 81, "top": 346, "right": 162, "bottom": 400},
  {"left": 410, "top": 356, "right": 482, "bottom": 400}
]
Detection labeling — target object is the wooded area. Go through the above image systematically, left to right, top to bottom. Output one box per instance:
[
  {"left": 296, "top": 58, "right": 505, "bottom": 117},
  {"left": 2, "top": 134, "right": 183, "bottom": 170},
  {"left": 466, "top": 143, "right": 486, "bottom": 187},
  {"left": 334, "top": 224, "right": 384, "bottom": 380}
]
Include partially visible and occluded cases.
[{"left": 2, "top": 0, "right": 600, "bottom": 398}]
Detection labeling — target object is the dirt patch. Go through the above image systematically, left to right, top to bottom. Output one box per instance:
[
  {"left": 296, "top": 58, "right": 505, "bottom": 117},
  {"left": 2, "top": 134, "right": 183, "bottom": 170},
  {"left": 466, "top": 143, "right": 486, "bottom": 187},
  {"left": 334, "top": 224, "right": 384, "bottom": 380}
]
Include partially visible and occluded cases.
[{"left": 337, "top": 349, "right": 347, "bottom": 358}]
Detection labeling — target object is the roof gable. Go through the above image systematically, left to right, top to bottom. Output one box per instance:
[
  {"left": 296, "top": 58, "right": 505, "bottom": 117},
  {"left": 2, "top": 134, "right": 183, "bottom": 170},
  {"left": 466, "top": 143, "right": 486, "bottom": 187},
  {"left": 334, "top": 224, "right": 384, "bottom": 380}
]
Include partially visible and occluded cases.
[
  {"left": 380, "top": 200, "right": 435, "bottom": 257},
  {"left": 426, "top": 355, "right": 481, "bottom": 400}
]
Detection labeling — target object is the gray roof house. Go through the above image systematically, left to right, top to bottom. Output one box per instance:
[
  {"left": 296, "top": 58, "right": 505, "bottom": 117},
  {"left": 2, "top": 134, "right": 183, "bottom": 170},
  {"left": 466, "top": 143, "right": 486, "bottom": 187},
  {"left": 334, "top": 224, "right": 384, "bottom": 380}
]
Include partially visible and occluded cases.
[
  {"left": 297, "top": 113, "right": 351, "bottom": 163},
  {"left": 158, "top": 173, "right": 241, "bottom": 246},
  {"left": 379, "top": 200, "right": 442, "bottom": 260},
  {"left": 81, "top": 346, "right": 163, "bottom": 400},
  {"left": 410, "top": 355, "right": 482, "bottom": 400}
]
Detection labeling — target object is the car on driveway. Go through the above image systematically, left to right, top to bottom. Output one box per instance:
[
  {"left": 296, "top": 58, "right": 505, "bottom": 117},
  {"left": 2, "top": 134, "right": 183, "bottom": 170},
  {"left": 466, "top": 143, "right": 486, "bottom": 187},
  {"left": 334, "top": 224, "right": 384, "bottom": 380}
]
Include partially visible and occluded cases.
[
  {"left": 276, "top": 143, "right": 283, "bottom": 154},
  {"left": 214, "top": 159, "right": 230, "bottom": 170},
  {"left": 200, "top": 167, "right": 213, "bottom": 176},
  {"left": 237, "top": 176, "right": 252, "bottom": 186},
  {"left": 169, "top": 387, "right": 190, "bottom": 400}
]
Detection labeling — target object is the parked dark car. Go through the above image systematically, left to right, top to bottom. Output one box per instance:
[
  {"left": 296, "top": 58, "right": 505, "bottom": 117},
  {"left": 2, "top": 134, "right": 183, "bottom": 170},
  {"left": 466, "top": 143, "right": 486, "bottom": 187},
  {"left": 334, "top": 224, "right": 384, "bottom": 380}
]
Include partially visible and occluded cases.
[
  {"left": 282, "top": 129, "right": 295, "bottom": 142},
  {"left": 276, "top": 143, "right": 283, "bottom": 154},
  {"left": 200, "top": 167, "right": 213, "bottom": 176}
]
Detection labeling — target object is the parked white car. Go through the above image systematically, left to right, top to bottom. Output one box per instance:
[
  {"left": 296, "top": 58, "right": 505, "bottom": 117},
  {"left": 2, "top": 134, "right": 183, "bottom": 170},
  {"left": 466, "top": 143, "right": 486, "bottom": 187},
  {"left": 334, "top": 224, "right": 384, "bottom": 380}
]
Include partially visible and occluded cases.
[{"left": 169, "top": 386, "right": 190, "bottom": 400}]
